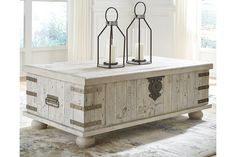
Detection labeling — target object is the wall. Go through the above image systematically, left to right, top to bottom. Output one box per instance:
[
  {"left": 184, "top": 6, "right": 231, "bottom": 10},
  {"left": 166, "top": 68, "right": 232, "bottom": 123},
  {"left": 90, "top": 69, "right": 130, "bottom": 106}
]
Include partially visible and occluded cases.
[
  {"left": 92, "top": 0, "right": 176, "bottom": 60},
  {"left": 92, "top": 0, "right": 133, "bottom": 60},
  {"left": 141, "top": 0, "right": 175, "bottom": 57}
]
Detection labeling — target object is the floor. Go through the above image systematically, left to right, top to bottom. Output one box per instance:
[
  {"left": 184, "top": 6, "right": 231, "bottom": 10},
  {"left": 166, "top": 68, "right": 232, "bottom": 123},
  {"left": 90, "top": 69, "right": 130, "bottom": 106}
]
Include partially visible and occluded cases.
[{"left": 20, "top": 79, "right": 216, "bottom": 157}]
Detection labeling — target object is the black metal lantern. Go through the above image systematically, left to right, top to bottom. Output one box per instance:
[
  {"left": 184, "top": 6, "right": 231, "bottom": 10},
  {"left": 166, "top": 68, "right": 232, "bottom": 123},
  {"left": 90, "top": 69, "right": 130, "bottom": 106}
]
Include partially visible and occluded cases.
[
  {"left": 126, "top": 2, "right": 152, "bottom": 65},
  {"left": 97, "top": 7, "right": 126, "bottom": 69}
]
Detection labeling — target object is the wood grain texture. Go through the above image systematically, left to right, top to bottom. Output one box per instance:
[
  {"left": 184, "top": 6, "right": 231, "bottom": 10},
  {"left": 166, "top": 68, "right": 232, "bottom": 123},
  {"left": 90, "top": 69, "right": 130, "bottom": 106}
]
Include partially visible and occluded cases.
[
  {"left": 24, "top": 57, "right": 213, "bottom": 86},
  {"left": 24, "top": 57, "right": 212, "bottom": 138},
  {"left": 187, "top": 72, "right": 195, "bottom": 109},
  {"left": 179, "top": 73, "right": 188, "bottom": 111},
  {"left": 171, "top": 74, "right": 180, "bottom": 112},
  {"left": 163, "top": 75, "right": 172, "bottom": 113},
  {"left": 37, "top": 76, "right": 48, "bottom": 119},
  {"left": 105, "top": 77, "right": 165, "bottom": 126},
  {"left": 154, "top": 78, "right": 164, "bottom": 116},
  {"left": 136, "top": 79, "right": 147, "bottom": 119},
  {"left": 47, "top": 80, "right": 65, "bottom": 124},
  {"left": 126, "top": 80, "right": 137, "bottom": 121},
  {"left": 55, "top": 81, "right": 65, "bottom": 123},
  {"left": 115, "top": 81, "right": 127, "bottom": 123},
  {"left": 64, "top": 83, "right": 74, "bottom": 127},
  {"left": 105, "top": 83, "right": 116, "bottom": 126},
  {"left": 68, "top": 84, "right": 85, "bottom": 131},
  {"left": 72, "top": 85, "right": 84, "bottom": 125},
  {"left": 84, "top": 85, "right": 105, "bottom": 130},
  {"left": 94, "top": 85, "right": 105, "bottom": 126},
  {"left": 84, "top": 92, "right": 93, "bottom": 130},
  {"left": 23, "top": 104, "right": 212, "bottom": 137},
  {"left": 83, "top": 104, "right": 212, "bottom": 137}
]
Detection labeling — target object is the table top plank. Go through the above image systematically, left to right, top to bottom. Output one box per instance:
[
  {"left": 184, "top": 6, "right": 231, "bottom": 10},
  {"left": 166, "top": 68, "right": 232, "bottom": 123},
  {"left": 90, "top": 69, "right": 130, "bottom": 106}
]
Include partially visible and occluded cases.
[{"left": 24, "top": 57, "right": 213, "bottom": 86}]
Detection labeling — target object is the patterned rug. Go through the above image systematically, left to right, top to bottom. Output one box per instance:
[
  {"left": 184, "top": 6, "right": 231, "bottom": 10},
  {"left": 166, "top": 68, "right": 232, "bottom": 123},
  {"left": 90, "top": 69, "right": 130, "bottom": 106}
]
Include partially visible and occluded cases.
[{"left": 20, "top": 92, "right": 216, "bottom": 157}]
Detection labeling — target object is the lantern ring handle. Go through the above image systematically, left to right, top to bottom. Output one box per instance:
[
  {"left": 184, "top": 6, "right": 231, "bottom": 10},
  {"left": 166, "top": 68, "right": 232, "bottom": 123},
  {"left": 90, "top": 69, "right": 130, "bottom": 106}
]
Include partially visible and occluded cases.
[
  {"left": 134, "top": 1, "right": 146, "bottom": 16},
  {"left": 105, "top": 7, "right": 118, "bottom": 22}
]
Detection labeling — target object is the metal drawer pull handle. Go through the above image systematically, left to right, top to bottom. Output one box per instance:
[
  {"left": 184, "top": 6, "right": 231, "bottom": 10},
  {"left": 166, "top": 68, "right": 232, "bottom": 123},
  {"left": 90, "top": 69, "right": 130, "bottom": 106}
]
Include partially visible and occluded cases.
[{"left": 45, "top": 94, "right": 59, "bottom": 108}]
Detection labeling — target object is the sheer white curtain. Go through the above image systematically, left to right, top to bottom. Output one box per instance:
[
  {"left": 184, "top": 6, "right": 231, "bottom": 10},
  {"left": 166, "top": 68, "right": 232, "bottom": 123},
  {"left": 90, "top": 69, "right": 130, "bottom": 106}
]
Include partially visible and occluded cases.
[
  {"left": 68, "top": 0, "right": 92, "bottom": 63},
  {"left": 175, "top": 0, "right": 199, "bottom": 60}
]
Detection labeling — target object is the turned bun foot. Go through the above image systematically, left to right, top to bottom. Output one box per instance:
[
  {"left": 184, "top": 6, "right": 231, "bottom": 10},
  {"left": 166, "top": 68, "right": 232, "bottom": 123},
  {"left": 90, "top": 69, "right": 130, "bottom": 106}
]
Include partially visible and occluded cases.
[
  {"left": 188, "top": 111, "right": 203, "bottom": 120},
  {"left": 31, "top": 120, "right": 48, "bottom": 129},
  {"left": 76, "top": 136, "right": 95, "bottom": 148}
]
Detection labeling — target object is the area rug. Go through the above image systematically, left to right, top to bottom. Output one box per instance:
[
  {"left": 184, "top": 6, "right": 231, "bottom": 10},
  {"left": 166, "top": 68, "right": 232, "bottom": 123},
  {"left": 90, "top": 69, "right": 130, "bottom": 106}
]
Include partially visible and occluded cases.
[{"left": 20, "top": 92, "right": 216, "bottom": 157}]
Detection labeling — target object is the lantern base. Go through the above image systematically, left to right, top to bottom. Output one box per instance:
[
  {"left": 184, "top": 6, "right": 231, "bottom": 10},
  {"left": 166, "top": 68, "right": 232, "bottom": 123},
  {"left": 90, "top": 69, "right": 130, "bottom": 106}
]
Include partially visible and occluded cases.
[
  {"left": 127, "top": 59, "right": 151, "bottom": 65},
  {"left": 132, "top": 59, "right": 147, "bottom": 62},
  {"left": 103, "top": 62, "right": 118, "bottom": 66},
  {"left": 98, "top": 63, "right": 125, "bottom": 69}
]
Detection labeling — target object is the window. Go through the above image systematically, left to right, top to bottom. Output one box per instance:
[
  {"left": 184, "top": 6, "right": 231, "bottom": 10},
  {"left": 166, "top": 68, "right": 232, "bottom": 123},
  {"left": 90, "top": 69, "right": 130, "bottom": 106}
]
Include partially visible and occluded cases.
[
  {"left": 20, "top": 0, "right": 67, "bottom": 50},
  {"left": 20, "top": 0, "right": 24, "bottom": 48},
  {"left": 201, "top": 0, "right": 216, "bottom": 49},
  {"left": 32, "top": 1, "right": 67, "bottom": 48}
]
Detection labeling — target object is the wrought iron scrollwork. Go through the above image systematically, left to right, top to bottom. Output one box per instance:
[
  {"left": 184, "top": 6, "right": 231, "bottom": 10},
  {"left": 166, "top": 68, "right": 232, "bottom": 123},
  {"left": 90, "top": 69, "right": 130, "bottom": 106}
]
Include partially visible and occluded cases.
[{"left": 147, "top": 76, "right": 165, "bottom": 101}]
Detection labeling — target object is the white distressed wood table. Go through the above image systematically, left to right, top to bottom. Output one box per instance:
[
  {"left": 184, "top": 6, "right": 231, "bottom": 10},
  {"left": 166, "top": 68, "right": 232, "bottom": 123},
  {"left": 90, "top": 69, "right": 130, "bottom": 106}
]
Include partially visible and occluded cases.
[{"left": 23, "top": 57, "right": 213, "bottom": 148}]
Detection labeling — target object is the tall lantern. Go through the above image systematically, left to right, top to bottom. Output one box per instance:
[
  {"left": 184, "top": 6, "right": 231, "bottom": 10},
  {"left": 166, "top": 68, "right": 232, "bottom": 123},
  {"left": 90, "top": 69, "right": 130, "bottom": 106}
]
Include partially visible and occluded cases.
[
  {"left": 126, "top": 1, "right": 152, "bottom": 65},
  {"left": 97, "top": 7, "right": 126, "bottom": 69}
]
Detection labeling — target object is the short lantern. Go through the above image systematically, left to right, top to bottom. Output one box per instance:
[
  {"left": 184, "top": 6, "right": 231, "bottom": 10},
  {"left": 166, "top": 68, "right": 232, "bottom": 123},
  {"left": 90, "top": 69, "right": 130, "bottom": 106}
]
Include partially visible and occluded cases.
[
  {"left": 126, "top": 2, "right": 152, "bottom": 65},
  {"left": 97, "top": 7, "right": 126, "bottom": 69}
]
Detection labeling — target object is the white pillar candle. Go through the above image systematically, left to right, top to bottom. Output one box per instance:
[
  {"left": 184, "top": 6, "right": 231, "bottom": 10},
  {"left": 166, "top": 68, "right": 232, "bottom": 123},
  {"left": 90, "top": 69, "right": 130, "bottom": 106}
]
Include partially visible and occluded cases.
[
  {"left": 106, "top": 40, "right": 116, "bottom": 64},
  {"left": 135, "top": 43, "right": 144, "bottom": 60},
  {"left": 110, "top": 45, "right": 116, "bottom": 63}
]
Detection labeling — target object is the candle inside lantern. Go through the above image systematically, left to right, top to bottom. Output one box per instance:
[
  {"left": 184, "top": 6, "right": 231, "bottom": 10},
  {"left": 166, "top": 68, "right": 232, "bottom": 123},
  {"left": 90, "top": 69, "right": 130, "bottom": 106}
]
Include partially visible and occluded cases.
[
  {"left": 106, "top": 40, "right": 116, "bottom": 64},
  {"left": 135, "top": 43, "right": 144, "bottom": 60}
]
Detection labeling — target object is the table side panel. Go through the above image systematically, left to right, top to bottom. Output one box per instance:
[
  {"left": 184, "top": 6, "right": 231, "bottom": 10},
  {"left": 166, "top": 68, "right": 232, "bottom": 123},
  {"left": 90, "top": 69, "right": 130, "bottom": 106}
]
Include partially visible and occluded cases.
[
  {"left": 102, "top": 69, "right": 210, "bottom": 127},
  {"left": 26, "top": 73, "right": 86, "bottom": 132},
  {"left": 105, "top": 77, "right": 165, "bottom": 126},
  {"left": 105, "top": 83, "right": 116, "bottom": 126},
  {"left": 69, "top": 84, "right": 85, "bottom": 131},
  {"left": 83, "top": 85, "right": 105, "bottom": 131}
]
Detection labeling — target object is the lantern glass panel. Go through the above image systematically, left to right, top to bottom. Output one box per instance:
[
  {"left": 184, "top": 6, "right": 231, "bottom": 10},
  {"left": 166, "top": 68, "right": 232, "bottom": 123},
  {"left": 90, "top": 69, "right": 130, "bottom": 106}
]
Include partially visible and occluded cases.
[
  {"left": 126, "top": 1, "right": 152, "bottom": 65},
  {"left": 97, "top": 7, "right": 125, "bottom": 69},
  {"left": 130, "top": 20, "right": 151, "bottom": 61},
  {"left": 98, "top": 26, "right": 125, "bottom": 65}
]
